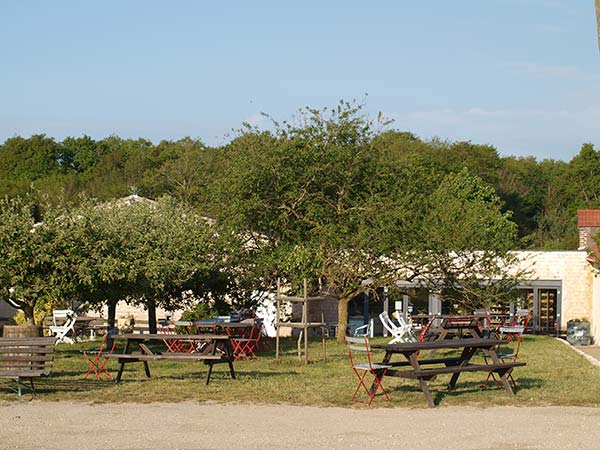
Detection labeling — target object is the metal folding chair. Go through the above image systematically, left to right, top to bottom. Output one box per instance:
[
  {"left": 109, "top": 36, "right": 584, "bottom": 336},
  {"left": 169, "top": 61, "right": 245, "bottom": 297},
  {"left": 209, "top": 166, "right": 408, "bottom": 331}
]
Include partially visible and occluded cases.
[
  {"left": 484, "top": 310, "right": 530, "bottom": 389},
  {"left": 229, "top": 324, "right": 261, "bottom": 361},
  {"left": 159, "top": 325, "right": 194, "bottom": 353},
  {"left": 83, "top": 333, "right": 116, "bottom": 380},
  {"left": 345, "top": 336, "right": 391, "bottom": 406}
]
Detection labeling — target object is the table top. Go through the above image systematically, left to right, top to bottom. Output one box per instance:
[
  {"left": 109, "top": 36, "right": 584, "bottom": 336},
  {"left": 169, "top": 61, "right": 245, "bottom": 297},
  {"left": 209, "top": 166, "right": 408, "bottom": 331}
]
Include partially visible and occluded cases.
[
  {"left": 114, "top": 333, "right": 230, "bottom": 341},
  {"left": 372, "top": 338, "right": 507, "bottom": 353}
]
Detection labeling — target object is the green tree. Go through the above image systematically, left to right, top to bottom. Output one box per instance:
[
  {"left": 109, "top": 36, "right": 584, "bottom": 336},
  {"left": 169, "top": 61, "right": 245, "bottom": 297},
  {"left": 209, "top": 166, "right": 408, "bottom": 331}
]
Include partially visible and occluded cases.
[
  {"left": 216, "top": 102, "right": 523, "bottom": 342},
  {"left": 496, "top": 156, "right": 546, "bottom": 243},
  {"left": 411, "top": 170, "right": 522, "bottom": 311},
  {"left": 0, "top": 196, "right": 90, "bottom": 324},
  {"left": 75, "top": 196, "right": 225, "bottom": 333}
]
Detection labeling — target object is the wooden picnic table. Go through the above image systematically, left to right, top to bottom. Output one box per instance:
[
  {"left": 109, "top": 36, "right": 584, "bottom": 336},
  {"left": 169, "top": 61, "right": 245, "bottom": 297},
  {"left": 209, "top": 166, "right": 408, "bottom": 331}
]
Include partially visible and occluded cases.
[
  {"left": 174, "top": 320, "right": 264, "bottom": 360},
  {"left": 175, "top": 320, "right": 258, "bottom": 333},
  {"left": 109, "top": 333, "right": 236, "bottom": 385},
  {"left": 371, "top": 338, "right": 526, "bottom": 407}
]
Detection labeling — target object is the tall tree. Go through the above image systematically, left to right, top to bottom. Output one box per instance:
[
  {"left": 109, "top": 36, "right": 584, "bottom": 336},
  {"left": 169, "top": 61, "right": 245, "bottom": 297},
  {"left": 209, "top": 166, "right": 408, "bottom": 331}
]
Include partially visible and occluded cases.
[
  {"left": 216, "top": 102, "right": 523, "bottom": 342},
  {"left": 0, "top": 196, "right": 90, "bottom": 324}
]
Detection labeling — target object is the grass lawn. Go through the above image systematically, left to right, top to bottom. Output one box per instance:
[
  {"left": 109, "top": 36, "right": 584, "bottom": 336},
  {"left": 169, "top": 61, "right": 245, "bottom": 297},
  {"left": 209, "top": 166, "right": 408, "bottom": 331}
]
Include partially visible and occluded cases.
[{"left": 1, "top": 335, "right": 600, "bottom": 407}]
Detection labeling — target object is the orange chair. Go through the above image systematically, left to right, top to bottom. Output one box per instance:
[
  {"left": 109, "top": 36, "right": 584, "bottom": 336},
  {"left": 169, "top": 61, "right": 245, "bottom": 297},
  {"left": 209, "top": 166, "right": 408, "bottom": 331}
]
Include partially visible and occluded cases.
[
  {"left": 484, "top": 309, "right": 530, "bottom": 389},
  {"left": 159, "top": 325, "right": 195, "bottom": 353},
  {"left": 229, "top": 325, "right": 261, "bottom": 361},
  {"left": 83, "top": 333, "right": 116, "bottom": 380},
  {"left": 345, "top": 336, "right": 391, "bottom": 406}
]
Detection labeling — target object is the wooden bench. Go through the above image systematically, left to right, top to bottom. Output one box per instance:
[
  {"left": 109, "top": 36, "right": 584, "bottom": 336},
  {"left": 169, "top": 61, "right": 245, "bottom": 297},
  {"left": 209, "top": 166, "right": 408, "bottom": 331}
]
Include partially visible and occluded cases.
[
  {"left": 0, "top": 337, "right": 57, "bottom": 400},
  {"left": 110, "top": 353, "right": 226, "bottom": 362},
  {"left": 392, "top": 361, "right": 526, "bottom": 380}
]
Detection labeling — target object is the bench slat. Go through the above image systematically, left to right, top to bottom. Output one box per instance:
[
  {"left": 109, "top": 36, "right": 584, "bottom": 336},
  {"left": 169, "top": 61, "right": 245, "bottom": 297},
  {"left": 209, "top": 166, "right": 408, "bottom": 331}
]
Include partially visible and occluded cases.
[
  {"left": 0, "top": 338, "right": 55, "bottom": 380},
  {"left": 0, "top": 338, "right": 57, "bottom": 345},
  {"left": 109, "top": 354, "right": 226, "bottom": 362},
  {"left": 393, "top": 362, "right": 526, "bottom": 379},
  {"left": 0, "top": 370, "right": 50, "bottom": 378}
]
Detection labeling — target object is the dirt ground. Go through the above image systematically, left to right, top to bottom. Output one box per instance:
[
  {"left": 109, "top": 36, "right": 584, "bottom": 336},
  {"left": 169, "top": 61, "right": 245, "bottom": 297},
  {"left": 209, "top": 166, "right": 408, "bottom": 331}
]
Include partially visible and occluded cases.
[{"left": 1, "top": 402, "right": 599, "bottom": 450}]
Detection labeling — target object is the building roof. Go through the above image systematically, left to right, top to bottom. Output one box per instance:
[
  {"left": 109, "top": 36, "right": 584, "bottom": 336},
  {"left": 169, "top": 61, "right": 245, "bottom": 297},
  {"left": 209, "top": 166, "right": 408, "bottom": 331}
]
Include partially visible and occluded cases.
[{"left": 577, "top": 209, "right": 600, "bottom": 227}]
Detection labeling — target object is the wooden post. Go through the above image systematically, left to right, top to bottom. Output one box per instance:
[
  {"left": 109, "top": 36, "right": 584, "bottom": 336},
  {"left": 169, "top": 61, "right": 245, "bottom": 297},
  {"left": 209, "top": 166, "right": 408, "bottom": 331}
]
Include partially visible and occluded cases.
[
  {"left": 303, "top": 278, "right": 308, "bottom": 364},
  {"left": 275, "top": 279, "right": 281, "bottom": 360},
  {"left": 321, "top": 310, "right": 326, "bottom": 360}
]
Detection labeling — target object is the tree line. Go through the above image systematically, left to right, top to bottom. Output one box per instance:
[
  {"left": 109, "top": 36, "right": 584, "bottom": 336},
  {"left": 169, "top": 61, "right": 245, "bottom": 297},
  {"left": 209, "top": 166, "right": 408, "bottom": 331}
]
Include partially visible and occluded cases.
[
  {"left": 0, "top": 102, "right": 596, "bottom": 340},
  {"left": 1, "top": 118, "right": 596, "bottom": 251}
]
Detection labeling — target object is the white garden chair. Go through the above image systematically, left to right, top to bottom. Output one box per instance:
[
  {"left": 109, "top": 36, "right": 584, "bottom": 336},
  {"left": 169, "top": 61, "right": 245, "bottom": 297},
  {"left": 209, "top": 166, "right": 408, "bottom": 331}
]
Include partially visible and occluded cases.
[
  {"left": 48, "top": 309, "right": 78, "bottom": 344},
  {"left": 379, "top": 310, "right": 417, "bottom": 344},
  {"left": 353, "top": 322, "right": 370, "bottom": 337}
]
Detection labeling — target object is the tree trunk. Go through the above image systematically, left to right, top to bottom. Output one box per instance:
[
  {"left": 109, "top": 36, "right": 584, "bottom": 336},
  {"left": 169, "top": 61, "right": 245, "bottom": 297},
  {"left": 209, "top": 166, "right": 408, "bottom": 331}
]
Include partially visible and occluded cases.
[
  {"left": 336, "top": 297, "right": 350, "bottom": 344},
  {"left": 147, "top": 299, "right": 157, "bottom": 334},
  {"left": 107, "top": 301, "right": 117, "bottom": 334},
  {"left": 23, "top": 304, "right": 35, "bottom": 325}
]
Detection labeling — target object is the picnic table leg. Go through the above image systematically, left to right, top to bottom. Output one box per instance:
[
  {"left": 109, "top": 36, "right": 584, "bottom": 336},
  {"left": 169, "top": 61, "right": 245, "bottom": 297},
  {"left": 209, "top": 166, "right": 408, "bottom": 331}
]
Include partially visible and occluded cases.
[
  {"left": 205, "top": 338, "right": 220, "bottom": 385},
  {"left": 115, "top": 340, "right": 130, "bottom": 383},
  {"left": 224, "top": 340, "right": 236, "bottom": 380},
  {"left": 447, "top": 347, "right": 477, "bottom": 390},
  {"left": 482, "top": 347, "right": 515, "bottom": 394},
  {"left": 370, "top": 350, "right": 393, "bottom": 395},
  {"left": 407, "top": 353, "right": 435, "bottom": 408},
  {"left": 115, "top": 361, "right": 126, "bottom": 383},
  {"left": 143, "top": 361, "right": 151, "bottom": 378}
]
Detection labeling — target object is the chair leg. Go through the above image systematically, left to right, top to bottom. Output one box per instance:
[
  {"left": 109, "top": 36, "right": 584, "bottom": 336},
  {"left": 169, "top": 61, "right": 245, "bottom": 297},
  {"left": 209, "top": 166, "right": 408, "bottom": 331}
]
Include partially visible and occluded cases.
[
  {"left": 351, "top": 369, "right": 389, "bottom": 405},
  {"left": 16, "top": 377, "right": 22, "bottom": 401},
  {"left": 29, "top": 378, "right": 36, "bottom": 397}
]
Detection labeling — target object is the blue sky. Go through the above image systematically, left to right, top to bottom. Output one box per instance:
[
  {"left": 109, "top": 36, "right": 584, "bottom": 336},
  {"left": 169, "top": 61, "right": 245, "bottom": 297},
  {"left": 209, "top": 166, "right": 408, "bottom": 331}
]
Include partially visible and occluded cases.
[{"left": 1, "top": 1, "right": 599, "bottom": 160}]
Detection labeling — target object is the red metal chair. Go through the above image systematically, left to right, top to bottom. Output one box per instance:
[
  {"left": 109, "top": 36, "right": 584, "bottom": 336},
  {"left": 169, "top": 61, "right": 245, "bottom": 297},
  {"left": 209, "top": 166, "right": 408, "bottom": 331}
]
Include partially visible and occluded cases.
[
  {"left": 484, "top": 310, "right": 530, "bottom": 389},
  {"left": 229, "top": 324, "right": 261, "bottom": 361},
  {"left": 159, "top": 325, "right": 195, "bottom": 353},
  {"left": 83, "top": 333, "right": 116, "bottom": 380},
  {"left": 345, "top": 336, "right": 391, "bottom": 406}
]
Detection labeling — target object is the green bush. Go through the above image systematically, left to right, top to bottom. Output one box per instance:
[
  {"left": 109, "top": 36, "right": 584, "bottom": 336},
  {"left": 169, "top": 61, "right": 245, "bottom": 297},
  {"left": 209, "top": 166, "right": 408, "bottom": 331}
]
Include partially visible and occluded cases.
[{"left": 181, "top": 302, "right": 220, "bottom": 321}]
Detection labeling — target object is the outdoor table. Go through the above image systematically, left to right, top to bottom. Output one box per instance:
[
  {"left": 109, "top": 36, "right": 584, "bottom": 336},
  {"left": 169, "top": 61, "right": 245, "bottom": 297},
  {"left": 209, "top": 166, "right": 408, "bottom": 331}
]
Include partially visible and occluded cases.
[
  {"left": 73, "top": 316, "right": 101, "bottom": 340},
  {"left": 435, "top": 316, "right": 484, "bottom": 340},
  {"left": 175, "top": 320, "right": 257, "bottom": 334},
  {"left": 174, "top": 321, "right": 265, "bottom": 359},
  {"left": 110, "top": 333, "right": 236, "bottom": 385},
  {"left": 371, "top": 338, "right": 526, "bottom": 407}
]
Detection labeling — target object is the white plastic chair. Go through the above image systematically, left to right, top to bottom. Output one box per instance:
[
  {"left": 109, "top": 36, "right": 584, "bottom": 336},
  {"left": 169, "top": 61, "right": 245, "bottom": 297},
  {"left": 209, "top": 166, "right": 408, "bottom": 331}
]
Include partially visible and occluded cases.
[
  {"left": 48, "top": 309, "right": 78, "bottom": 344},
  {"left": 379, "top": 311, "right": 417, "bottom": 344},
  {"left": 353, "top": 323, "right": 370, "bottom": 337}
]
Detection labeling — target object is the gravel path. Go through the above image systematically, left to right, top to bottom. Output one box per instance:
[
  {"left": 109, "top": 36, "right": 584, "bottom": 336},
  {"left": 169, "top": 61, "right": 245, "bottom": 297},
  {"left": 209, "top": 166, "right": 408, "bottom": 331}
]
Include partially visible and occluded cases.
[{"left": 1, "top": 402, "right": 599, "bottom": 450}]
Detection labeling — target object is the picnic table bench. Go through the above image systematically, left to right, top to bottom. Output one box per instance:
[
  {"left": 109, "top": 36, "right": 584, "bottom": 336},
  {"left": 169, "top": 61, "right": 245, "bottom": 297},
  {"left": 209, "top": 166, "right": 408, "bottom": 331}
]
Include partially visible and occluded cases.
[
  {"left": 109, "top": 333, "right": 236, "bottom": 385},
  {"left": 0, "top": 337, "right": 57, "bottom": 400},
  {"left": 372, "top": 338, "right": 526, "bottom": 407}
]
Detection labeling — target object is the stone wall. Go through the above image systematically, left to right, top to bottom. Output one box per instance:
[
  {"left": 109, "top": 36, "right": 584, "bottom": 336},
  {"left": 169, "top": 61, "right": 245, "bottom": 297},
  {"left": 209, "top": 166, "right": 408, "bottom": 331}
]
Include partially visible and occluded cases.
[{"left": 511, "top": 250, "right": 594, "bottom": 330}]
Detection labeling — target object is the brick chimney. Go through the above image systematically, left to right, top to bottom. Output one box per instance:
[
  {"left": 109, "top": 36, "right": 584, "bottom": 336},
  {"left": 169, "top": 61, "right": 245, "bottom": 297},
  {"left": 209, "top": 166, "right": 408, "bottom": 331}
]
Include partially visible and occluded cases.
[{"left": 577, "top": 209, "right": 600, "bottom": 251}]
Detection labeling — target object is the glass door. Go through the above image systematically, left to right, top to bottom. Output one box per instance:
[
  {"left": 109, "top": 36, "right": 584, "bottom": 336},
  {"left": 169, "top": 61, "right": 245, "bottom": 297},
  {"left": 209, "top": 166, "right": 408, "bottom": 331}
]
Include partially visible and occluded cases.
[
  {"left": 521, "top": 286, "right": 559, "bottom": 333},
  {"left": 537, "top": 289, "right": 557, "bottom": 333}
]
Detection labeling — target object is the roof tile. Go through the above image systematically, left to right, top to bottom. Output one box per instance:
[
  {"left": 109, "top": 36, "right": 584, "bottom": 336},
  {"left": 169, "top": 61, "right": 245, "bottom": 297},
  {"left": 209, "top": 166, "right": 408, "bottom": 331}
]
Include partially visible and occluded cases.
[{"left": 577, "top": 209, "right": 600, "bottom": 227}]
